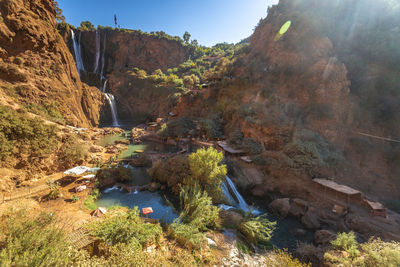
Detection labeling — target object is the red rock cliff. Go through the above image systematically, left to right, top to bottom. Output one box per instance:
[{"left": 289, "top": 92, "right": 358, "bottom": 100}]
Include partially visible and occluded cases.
[{"left": 0, "top": 0, "right": 103, "bottom": 127}]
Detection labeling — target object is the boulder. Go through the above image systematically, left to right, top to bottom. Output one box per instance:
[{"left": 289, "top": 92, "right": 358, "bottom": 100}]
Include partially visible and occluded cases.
[
  {"left": 89, "top": 145, "right": 104, "bottom": 153},
  {"left": 251, "top": 186, "right": 266, "bottom": 197},
  {"left": 268, "top": 198, "right": 291, "bottom": 218},
  {"left": 289, "top": 198, "right": 309, "bottom": 218},
  {"left": 301, "top": 208, "right": 321, "bottom": 229},
  {"left": 219, "top": 210, "right": 244, "bottom": 228},
  {"left": 314, "top": 230, "right": 337, "bottom": 246},
  {"left": 206, "top": 238, "right": 217, "bottom": 247}
]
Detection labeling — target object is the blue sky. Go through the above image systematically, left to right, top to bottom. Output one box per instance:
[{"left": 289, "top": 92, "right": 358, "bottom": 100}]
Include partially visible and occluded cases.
[{"left": 58, "top": 0, "right": 279, "bottom": 47}]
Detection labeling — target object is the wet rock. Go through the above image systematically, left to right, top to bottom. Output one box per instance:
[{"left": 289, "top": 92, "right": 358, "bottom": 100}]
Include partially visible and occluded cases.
[
  {"left": 268, "top": 198, "right": 291, "bottom": 218},
  {"left": 289, "top": 198, "right": 309, "bottom": 218},
  {"left": 301, "top": 208, "right": 321, "bottom": 229},
  {"left": 220, "top": 210, "right": 244, "bottom": 228},
  {"left": 314, "top": 230, "right": 337, "bottom": 246}
]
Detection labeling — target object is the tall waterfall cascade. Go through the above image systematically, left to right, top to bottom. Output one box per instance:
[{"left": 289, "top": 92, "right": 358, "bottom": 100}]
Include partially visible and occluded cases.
[
  {"left": 70, "top": 30, "right": 85, "bottom": 75},
  {"left": 71, "top": 30, "right": 119, "bottom": 127},
  {"left": 93, "top": 30, "right": 100, "bottom": 73},
  {"left": 100, "top": 33, "right": 107, "bottom": 79},
  {"left": 105, "top": 93, "right": 120, "bottom": 127}
]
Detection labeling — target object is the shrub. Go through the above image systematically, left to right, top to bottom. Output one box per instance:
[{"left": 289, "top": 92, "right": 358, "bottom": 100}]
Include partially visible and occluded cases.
[
  {"left": 24, "top": 103, "right": 65, "bottom": 124},
  {"left": 0, "top": 105, "right": 58, "bottom": 160},
  {"left": 158, "top": 117, "right": 195, "bottom": 138},
  {"left": 198, "top": 118, "right": 223, "bottom": 139},
  {"left": 227, "top": 129, "right": 244, "bottom": 147},
  {"left": 0, "top": 132, "right": 13, "bottom": 160},
  {"left": 60, "top": 135, "right": 88, "bottom": 167},
  {"left": 242, "top": 138, "right": 263, "bottom": 154},
  {"left": 188, "top": 147, "right": 227, "bottom": 200},
  {"left": 148, "top": 155, "right": 190, "bottom": 194},
  {"left": 96, "top": 165, "right": 133, "bottom": 184},
  {"left": 46, "top": 180, "right": 61, "bottom": 200},
  {"left": 178, "top": 184, "right": 220, "bottom": 231},
  {"left": 83, "top": 189, "right": 100, "bottom": 210},
  {"left": 88, "top": 208, "right": 163, "bottom": 247},
  {"left": 0, "top": 210, "right": 75, "bottom": 266},
  {"left": 237, "top": 215, "right": 276, "bottom": 247},
  {"left": 168, "top": 222, "right": 205, "bottom": 250},
  {"left": 330, "top": 231, "right": 360, "bottom": 257},
  {"left": 324, "top": 233, "right": 400, "bottom": 267},
  {"left": 360, "top": 238, "right": 400, "bottom": 267},
  {"left": 263, "top": 249, "right": 311, "bottom": 267}
]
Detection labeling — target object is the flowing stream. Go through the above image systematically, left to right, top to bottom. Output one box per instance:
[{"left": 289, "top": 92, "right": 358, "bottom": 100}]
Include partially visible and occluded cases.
[{"left": 70, "top": 30, "right": 85, "bottom": 74}]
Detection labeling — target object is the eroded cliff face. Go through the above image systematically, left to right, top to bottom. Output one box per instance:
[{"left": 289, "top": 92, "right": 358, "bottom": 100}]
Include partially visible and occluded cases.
[
  {"left": 0, "top": 0, "right": 103, "bottom": 127},
  {"left": 174, "top": 0, "right": 399, "bottom": 203},
  {"left": 67, "top": 29, "right": 189, "bottom": 122},
  {"left": 79, "top": 30, "right": 189, "bottom": 74}
]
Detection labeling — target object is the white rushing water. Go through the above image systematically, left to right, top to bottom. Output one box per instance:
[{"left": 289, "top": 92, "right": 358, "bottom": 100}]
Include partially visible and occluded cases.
[
  {"left": 71, "top": 30, "right": 85, "bottom": 74},
  {"left": 93, "top": 30, "right": 100, "bottom": 73},
  {"left": 100, "top": 33, "right": 107, "bottom": 78},
  {"left": 102, "top": 79, "right": 108, "bottom": 93},
  {"left": 105, "top": 93, "right": 119, "bottom": 127},
  {"left": 225, "top": 176, "right": 249, "bottom": 212},
  {"left": 221, "top": 180, "right": 237, "bottom": 206}
]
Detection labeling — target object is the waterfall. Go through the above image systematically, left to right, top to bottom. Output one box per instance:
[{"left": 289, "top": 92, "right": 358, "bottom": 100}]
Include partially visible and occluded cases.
[
  {"left": 70, "top": 30, "right": 85, "bottom": 74},
  {"left": 93, "top": 30, "right": 100, "bottom": 73},
  {"left": 100, "top": 33, "right": 107, "bottom": 78},
  {"left": 102, "top": 79, "right": 108, "bottom": 93},
  {"left": 105, "top": 93, "right": 119, "bottom": 127},
  {"left": 225, "top": 176, "right": 249, "bottom": 212},
  {"left": 221, "top": 180, "right": 237, "bottom": 206}
]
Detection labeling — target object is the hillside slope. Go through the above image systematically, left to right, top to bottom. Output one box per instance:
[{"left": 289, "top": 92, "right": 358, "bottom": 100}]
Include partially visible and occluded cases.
[{"left": 0, "top": 0, "right": 103, "bottom": 127}]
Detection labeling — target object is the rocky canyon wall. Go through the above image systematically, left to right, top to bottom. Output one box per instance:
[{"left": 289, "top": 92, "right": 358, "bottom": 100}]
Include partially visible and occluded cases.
[{"left": 0, "top": 0, "right": 103, "bottom": 127}]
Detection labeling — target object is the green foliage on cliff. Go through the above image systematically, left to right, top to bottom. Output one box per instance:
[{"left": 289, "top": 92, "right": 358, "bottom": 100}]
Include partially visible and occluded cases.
[
  {"left": 78, "top": 21, "right": 95, "bottom": 31},
  {"left": 24, "top": 102, "right": 65, "bottom": 124},
  {"left": 0, "top": 105, "right": 58, "bottom": 161},
  {"left": 59, "top": 135, "right": 88, "bottom": 167}
]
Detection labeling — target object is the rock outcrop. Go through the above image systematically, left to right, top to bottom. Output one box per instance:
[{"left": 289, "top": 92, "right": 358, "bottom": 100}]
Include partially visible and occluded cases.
[{"left": 0, "top": 0, "right": 103, "bottom": 127}]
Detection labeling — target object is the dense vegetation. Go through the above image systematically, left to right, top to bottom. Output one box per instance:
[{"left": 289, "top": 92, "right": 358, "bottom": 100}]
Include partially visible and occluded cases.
[
  {"left": 0, "top": 105, "right": 58, "bottom": 161},
  {"left": 149, "top": 147, "right": 227, "bottom": 201},
  {"left": 324, "top": 232, "right": 400, "bottom": 267}
]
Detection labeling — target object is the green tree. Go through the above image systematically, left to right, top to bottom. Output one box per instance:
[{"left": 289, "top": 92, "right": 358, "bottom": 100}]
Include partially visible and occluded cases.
[
  {"left": 53, "top": 1, "right": 65, "bottom": 23},
  {"left": 79, "top": 21, "right": 95, "bottom": 31},
  {"left": 183, "top": 31, "right": 191, "bottom": 44},
  {"left": 191, "top": 39, "right": 199, "bottom": 47},
  {"left": 188, "top": 147, "right": 227, "bottom": 200}
]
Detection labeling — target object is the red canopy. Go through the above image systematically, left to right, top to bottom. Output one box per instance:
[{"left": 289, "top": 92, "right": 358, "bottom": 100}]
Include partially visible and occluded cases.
[{"left": 142, "top": 207, "right": 153, "bottom": 215}]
